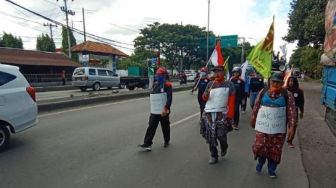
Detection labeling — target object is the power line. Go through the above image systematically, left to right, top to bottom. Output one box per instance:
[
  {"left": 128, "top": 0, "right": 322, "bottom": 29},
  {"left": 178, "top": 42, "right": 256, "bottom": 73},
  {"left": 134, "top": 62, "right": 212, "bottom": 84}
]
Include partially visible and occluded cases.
[{"left": 4, "top": 0, "right": 134, "bottom": 50}]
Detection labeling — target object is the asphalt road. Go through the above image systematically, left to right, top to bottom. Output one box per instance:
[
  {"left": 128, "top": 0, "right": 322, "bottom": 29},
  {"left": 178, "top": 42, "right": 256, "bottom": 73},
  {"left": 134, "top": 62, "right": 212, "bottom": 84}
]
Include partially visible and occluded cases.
[{"left": 0, "top": 90, "right": 308, "bottom": 188}]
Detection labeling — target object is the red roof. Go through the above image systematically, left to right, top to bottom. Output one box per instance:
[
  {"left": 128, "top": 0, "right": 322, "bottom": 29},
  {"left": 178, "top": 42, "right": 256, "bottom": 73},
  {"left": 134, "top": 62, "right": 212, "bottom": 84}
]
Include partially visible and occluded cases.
[
  {"left": 71, "top": 41, "right": 129, "bottom": 57},
  {"left": 0, "top": 47, "right": 81, "bottom": 67}
]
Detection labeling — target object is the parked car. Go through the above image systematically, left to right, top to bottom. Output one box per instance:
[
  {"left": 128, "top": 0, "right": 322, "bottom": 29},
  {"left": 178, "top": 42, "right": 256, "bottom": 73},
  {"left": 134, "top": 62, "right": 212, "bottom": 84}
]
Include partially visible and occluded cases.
[
  {"left": 0, "top": 64, "right": 38, "bottom": 152},
  {"left": 72, "top": 67, "right": 121, "bottom": 91},
  {"left": 184, "top": 70, "right": 196, "bottom": 82}
]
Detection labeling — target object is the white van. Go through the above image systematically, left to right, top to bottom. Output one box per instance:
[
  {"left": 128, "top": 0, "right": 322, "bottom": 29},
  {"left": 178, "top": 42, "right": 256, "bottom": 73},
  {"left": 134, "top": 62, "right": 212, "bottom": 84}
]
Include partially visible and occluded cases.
[{"left": 72, "top": 67, "right": 120, "bottom": 91}]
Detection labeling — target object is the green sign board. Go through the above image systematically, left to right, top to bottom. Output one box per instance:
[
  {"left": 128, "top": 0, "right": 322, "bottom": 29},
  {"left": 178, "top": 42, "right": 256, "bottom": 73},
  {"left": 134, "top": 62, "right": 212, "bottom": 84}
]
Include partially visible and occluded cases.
[{"left": 200, "top": 35, "right": 238, "bottom": 48}]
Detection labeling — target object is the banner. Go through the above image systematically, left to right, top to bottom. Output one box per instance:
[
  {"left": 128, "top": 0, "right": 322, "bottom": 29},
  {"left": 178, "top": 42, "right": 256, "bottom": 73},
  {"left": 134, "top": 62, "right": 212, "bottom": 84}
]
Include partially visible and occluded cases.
[{"left": 247, "top": 19, "right": 274, "bottom": 79}]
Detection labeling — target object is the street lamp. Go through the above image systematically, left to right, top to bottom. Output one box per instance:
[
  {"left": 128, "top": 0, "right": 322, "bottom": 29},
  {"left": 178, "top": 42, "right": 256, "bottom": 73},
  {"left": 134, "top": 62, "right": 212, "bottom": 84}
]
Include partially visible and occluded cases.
[{"left": 207, "top": 0, "right": 210, "bottom": 61}]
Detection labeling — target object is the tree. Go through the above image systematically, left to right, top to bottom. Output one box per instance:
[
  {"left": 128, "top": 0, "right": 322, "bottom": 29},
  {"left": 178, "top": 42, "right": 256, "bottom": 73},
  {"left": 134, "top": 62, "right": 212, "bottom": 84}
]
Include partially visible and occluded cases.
[
  {"left": 284, "top": 0, "right": 327, "bottom": 48},
  {"left": 133, "top": 22, "right": 214, "bottom": 71},
  {"left": 61, "top": 26, "right": 77, "bottom": 60},
  {"left": 0, "top": 32, "right": 23, "bottom": 49},
  {"left": 36, "top": 34, "right": 56, "bottom": 52},
  {"left": 289, "top": 46, "right": 322, "bottom": 78}
]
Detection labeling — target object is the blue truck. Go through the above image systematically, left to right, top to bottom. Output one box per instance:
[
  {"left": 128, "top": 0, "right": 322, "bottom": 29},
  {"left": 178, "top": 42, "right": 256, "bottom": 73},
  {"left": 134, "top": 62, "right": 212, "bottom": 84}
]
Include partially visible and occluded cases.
[{"left": 321, "top": 0, "right": 336, "bottom": 135}]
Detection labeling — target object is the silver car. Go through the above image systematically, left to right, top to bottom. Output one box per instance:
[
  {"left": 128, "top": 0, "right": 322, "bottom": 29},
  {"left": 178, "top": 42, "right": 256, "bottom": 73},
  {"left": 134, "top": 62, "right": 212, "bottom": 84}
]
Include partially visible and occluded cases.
[{"left": 72, "top": 67, "right": 120, "bottom": 91}]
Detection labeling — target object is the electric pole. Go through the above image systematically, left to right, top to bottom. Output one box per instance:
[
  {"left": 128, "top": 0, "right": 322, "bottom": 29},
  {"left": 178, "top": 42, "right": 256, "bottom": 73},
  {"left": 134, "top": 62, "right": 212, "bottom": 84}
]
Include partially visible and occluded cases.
[
  {"left": 57, "top": 0, "right": 75, "bottom": 58},
  {"left": 207, "top": 0, "right": 210, "bottom": 61},
  {"left": 82, "top": 8, "right": 86, "bottom": 42},
  {"left": 43, "top": 23, "right": 57, "bottom": 40},
  {"left": 241, "top": 37, "right": 245, "bottom": 64}
]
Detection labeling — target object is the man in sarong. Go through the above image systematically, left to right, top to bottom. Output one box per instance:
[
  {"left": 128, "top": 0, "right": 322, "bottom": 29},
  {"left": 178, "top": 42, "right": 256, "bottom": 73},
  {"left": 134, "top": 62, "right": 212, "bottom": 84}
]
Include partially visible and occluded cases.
[{"left": 201, "top": 66, "right": 236, "bottom": 164}]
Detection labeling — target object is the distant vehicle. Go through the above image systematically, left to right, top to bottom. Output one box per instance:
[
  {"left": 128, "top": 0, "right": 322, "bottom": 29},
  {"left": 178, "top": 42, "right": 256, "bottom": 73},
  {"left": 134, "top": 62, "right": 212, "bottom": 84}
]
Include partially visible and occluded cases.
[
  {"left": 321, "top": 0, "right": 336, "bottom": 135},
  {"left": 0, "top": 64, "right": 38, "bottom": 152},
  {"left": 72, "top": 67, "right": 121, "bottom": 91},
  {"left": 184, "top": 70, "right": 196, "bottom": 82}
]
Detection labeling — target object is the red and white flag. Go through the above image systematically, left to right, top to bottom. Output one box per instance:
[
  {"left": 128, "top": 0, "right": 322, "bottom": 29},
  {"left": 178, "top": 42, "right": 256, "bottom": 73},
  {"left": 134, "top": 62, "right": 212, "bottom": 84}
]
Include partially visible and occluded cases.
[{"left": 210, "top": 41, "right": 224, "bottom": 66}]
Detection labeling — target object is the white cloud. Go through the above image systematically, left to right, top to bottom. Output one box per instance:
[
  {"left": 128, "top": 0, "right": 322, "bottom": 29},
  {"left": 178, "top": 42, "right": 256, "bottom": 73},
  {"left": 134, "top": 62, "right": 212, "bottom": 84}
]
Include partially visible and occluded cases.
[{"left": 0, "top": 0, "right": 296, "bottom": 58}]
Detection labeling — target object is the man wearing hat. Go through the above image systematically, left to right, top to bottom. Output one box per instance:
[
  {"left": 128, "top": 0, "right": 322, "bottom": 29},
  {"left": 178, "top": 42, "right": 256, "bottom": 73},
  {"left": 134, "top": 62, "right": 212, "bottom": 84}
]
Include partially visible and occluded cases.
[
  {"left": 201, "top": 65, "right": 236, "bottom": 164},
  {"left": 138, "top": 67, "right": 173, "bottom": 151},
  {"left": 192, "top": 67, "right": 210, "bottom": 120},
  {"left": 230, "top": 67, "right": 245, "bottom": 130},
  {"left": 250, "top": 72, "right": 297, "bottom": 178}
]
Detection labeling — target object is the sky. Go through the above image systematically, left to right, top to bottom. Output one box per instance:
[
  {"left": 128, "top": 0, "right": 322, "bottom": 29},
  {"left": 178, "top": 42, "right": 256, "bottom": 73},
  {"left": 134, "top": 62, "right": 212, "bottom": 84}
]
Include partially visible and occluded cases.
[{"left": 0, "top": 0, "right": 296, "bottom": 60}]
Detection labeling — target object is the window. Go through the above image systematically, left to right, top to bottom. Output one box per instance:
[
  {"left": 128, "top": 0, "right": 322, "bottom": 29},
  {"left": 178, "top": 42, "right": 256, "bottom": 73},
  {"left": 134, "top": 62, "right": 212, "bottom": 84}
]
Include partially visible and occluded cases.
[
  {"left": 74, "top": 68, "right": 85, "bottom": 75},
  {"left": 89, "top": 69, "right": 96, "bottom": 75},
  {"left": 98, "top": 69, "right": 107, "bottom": 76},
  {"left": 107, "top": 70, "right": 115, "bottom": 76},
  {"left": 0, "top": 71, "right": 16, "bottom": 86}
]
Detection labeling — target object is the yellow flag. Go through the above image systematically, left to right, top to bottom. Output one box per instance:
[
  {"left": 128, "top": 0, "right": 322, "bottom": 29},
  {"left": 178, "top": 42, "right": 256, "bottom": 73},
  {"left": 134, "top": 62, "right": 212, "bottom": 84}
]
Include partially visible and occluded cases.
[{"left": 247, "top": 19, "right": 274, "bottom": 79}]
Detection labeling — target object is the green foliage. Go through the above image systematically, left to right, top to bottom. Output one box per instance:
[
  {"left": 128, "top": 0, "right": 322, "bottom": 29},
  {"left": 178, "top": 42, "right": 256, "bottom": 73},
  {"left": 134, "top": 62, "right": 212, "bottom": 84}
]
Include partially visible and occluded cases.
[
  {"left": 284, "top": 0, "right": 327, "bottom": 47},
  {"left": 133, "top": 22, "right": 215, "bottom": 71},
  {"left": 61, "top": 26, "right": 77, "bottom": 60},
  {"left": 0, "top": 32, "right": 23, "bottom": 49},
  {"left": 36, "top": 33, "right": 56, "bottom": 52},
  {"left": 222, "top": 42, "right": 253, "bottom": 72},
  {"left": 289, "top": 46, "right": 323, "bottom": 78},
  {"left": 118, "top": 50, "right": 152, "bottom": 70}
]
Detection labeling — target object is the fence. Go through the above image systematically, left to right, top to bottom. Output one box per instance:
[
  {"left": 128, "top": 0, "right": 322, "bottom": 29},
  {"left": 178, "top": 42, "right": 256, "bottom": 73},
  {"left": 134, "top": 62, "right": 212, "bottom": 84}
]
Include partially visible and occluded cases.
[{"left": 23, "top": 74, "right": 73, "bottom": 86}]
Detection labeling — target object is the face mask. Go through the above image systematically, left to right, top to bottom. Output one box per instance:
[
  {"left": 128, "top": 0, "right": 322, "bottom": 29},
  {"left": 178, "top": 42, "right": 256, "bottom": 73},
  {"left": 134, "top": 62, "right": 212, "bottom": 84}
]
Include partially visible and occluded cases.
[
  {"left": 200, "top": 72, "right": 206, "bottom": 78},
  {"left": 216, "top": 73, "right": 224, "bottom": 82},
  {"left": 155, "top": 75, "right": 165, "bottom": 85},
  {"left": 270, "top": 86, "right": 281, "bottom": 93}
]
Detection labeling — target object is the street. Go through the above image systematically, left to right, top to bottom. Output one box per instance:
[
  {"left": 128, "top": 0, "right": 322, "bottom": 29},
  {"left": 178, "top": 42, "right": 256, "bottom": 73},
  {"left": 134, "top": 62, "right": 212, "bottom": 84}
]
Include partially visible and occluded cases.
[{"left": 0, "top": 90, "right": 309, "bottom": 188}]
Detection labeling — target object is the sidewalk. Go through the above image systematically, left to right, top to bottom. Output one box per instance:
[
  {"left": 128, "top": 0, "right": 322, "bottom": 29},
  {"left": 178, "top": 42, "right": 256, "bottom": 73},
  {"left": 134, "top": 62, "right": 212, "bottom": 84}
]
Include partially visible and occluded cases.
[{"left": 297, "top": 82, "right": 336, "bottom": 187}]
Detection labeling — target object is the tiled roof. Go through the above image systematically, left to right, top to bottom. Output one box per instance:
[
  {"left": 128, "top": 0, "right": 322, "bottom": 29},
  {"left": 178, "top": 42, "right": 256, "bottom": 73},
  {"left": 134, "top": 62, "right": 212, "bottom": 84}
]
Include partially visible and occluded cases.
[
  {"left": 71, "top": 41, "right": 129, "bottom": 57},
  {"left": 0, "top": 47, "right": 81, "bottom": 67}
]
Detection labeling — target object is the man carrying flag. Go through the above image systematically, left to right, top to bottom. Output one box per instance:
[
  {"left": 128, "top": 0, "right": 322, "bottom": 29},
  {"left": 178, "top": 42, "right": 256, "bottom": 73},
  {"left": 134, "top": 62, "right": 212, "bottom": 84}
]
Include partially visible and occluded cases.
[
  {"left": 247, "top": 18, "right": 274, "bottom": 79},
  {"left": 200, "top": 41, "right": 236, "bottom": 164}
]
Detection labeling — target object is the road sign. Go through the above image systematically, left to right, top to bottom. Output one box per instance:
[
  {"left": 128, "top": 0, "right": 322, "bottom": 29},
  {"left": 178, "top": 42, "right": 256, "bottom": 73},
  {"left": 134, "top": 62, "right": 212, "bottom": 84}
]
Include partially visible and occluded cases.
[{"left": 200, "top": 35, "right": 238, "bottom": 48}]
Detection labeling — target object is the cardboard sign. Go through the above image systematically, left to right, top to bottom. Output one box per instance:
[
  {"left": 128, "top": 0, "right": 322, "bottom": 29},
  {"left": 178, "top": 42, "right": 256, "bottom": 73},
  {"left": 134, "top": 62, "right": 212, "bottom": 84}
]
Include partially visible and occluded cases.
[
  {"left": 204, "top": 88, "right": 229, "bottom": 112},
  {"left": 150, "top": 93, "right": 167, "bottom": 114},
  {"left": 255, "top": 106, "right": 286, "bottom": 134}
]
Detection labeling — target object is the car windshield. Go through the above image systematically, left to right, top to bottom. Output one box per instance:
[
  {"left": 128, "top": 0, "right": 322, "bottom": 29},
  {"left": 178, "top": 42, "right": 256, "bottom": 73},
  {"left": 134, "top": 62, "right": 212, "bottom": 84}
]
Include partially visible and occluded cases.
[{"left": 73, "top": 68, "right": 85, "bottom": 76}]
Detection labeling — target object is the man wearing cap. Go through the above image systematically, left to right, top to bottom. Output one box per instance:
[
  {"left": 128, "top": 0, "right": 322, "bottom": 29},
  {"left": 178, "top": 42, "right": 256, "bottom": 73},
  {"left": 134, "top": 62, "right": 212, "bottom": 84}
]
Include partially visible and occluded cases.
[
  {"left": 201, "top": 66, "right": 236, "bottom": 164},
  {"left": 138, "top": 67, "right": 173, "bottom": 151},
  {"left": 192, "top": 67, "right": 210, "bottom": 120},
  {"left": 230, "top": 67, "right": 245, "bottom": 130},
  {"left": 248, "top": 72, "right": 265, "bottom": 109},
  {"left": 250, "top": 72, "right": 297, "bottom": 178}
]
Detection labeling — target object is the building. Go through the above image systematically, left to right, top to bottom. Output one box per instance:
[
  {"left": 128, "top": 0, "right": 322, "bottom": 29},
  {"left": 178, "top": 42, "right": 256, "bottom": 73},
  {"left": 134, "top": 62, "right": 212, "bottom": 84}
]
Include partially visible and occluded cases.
[
  {"left": 71, "top": 41, "right": 128, "bottom": 72},
  {"left": 0, "top": 47, "right": 81, "bottom": 85}
]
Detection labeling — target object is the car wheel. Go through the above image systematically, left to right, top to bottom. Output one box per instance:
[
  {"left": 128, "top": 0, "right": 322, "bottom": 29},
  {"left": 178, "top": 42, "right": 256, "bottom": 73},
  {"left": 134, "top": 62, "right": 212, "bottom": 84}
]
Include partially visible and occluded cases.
[
  {"left": 93, "top": 83, "right": 100, "bottom": 91},
  {"left": 119, "top": 83, "right": 126, "bottom": 89},
  {"left": 128, "top": 86, "right": 135, "bottom": 90},
  {"left": 80, "top": 87, "right": 87, "bottom": 92},
  {"left": 0, "top": 125, "right": 10, "bottom": 152}
]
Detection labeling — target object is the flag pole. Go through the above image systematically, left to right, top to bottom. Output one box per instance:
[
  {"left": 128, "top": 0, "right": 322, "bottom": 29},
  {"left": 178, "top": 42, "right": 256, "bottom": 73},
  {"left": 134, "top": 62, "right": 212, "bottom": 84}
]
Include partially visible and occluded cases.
[
  {"left": 192, "top": 56, "right": 230, "bottom": 91},
  {"left": 208, "top": 56, "right": 230, "bottom": 91}
]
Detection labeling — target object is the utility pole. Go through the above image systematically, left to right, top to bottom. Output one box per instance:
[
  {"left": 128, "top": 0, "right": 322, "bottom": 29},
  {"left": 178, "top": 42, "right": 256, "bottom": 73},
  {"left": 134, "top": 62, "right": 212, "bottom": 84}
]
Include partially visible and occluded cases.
[
  {"left": 58, "top": 0, "right": 75, "bottom": 58},
  {"left": 207, "top": 0, "right": 210, "bottom": 61},
  {"left": 82, "top": 8, "right": 86, "bottom": 42},
  {"left": 43, "top": 23, "right": 57, "bottom": 40},
  {"left": 241, "top": 37, "right": 245, "bottom": 64}
]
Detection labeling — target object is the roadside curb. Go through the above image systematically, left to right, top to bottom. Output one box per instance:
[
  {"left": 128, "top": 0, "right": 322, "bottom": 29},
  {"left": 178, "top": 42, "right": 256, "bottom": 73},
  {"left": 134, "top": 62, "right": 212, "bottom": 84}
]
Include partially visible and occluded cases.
[
  {"left": 35, "top": 85, "right": 76, "bottom": 92},
  {"left": 38, "top": 85, "right": 193, "bottom": 113}
]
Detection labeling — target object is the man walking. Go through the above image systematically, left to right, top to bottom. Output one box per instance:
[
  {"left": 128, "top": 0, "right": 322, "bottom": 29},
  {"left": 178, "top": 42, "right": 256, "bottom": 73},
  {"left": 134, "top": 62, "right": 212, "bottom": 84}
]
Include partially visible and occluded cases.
[
  {"left": 201, "top": 65, "right": 235, "bottom": 164},
  {"left": 138, "top": 67, "right": 172, "bottom": 151}
]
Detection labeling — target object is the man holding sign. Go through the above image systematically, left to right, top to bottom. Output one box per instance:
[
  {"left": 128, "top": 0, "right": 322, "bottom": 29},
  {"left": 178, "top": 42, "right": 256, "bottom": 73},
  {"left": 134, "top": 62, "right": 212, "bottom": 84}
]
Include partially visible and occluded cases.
[
  {"left": 201, "top": 66, "right": 236, "bottom": 165},
  {"left": 138, "top": 67, "right": 172, "bottom": 151},
  {"left": 250, "top": 72, "right": 297, "bottom": 178}
]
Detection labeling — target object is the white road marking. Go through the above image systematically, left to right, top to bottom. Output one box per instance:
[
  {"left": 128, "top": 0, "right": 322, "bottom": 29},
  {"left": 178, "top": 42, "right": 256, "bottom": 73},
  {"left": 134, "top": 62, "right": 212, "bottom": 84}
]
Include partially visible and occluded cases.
[
  {"left": 38, "top": 90, "right": 191, "bottom": 118},
  {"left": 38, "top": 98, "right": 146, "bottom": 118},
  {"left": 171, "top": 112, "right": 200, "bottom": 127}
]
